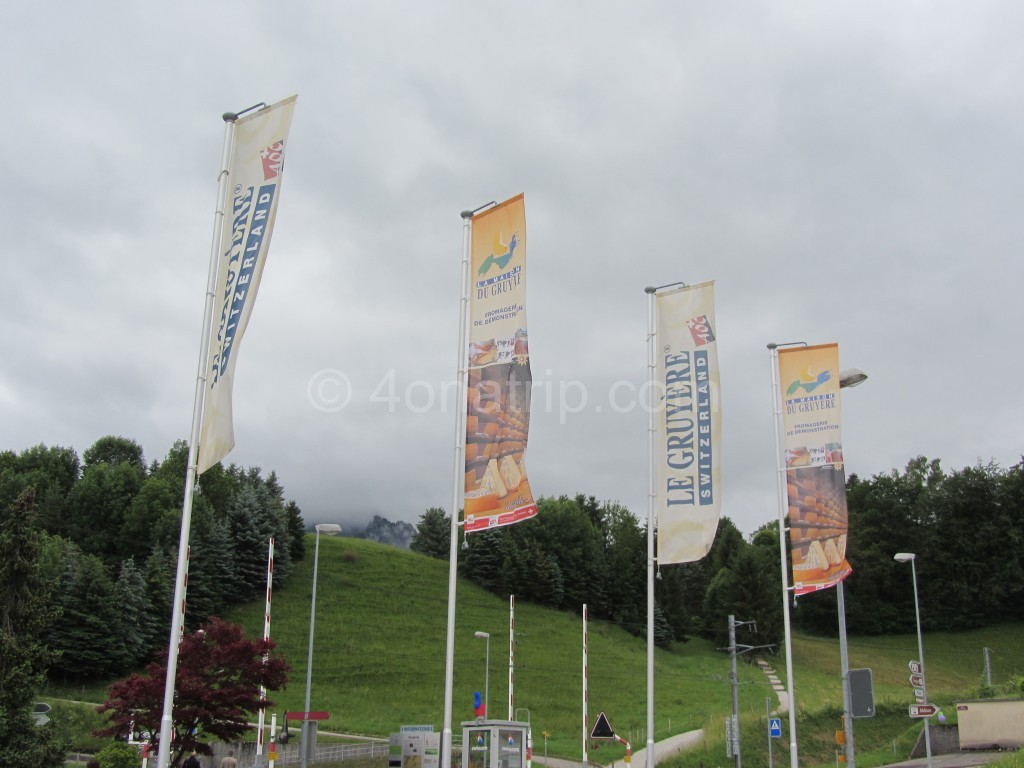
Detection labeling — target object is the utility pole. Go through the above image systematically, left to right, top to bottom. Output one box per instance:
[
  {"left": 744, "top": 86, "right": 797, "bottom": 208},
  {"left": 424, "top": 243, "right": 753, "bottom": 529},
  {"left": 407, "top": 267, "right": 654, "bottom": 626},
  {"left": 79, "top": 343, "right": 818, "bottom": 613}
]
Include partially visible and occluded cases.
[
  {"left": 729, "top": 615, "right": 742, "bottom": 768},
  {"left": 727, "top": 616, "right": 768, "bottom": 768}
]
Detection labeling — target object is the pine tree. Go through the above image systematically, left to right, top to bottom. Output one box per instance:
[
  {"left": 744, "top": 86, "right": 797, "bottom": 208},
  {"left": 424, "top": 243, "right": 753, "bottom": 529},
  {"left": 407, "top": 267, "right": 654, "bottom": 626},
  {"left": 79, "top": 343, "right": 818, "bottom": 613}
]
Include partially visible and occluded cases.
[
  {"left": 227, "top": 483, "right": 276, "bottom": 602},
  {"left": 0, "top": 489, "right": 68, "bottom": 767},
  {"left": 411, "top": 507, "right": 452, "bottom": 559},
  {"left": 49, "top": 546, "right": 125, "bottom": 679},
  {"left": 113, "top": 559, "right": 152, "bottom": 668}
]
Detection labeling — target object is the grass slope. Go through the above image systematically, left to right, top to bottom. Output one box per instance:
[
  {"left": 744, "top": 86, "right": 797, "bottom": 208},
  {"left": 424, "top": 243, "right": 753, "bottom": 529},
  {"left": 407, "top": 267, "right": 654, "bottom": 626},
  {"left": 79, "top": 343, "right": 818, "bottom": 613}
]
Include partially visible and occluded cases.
[
  {"left": 71, "top": 533, "right": 1016, "bottom": 767},
  {"left": 226, "top": 536, "right": 750, "bottom": 759},
  {"left": 228, "top": 536, "right": 1024, "bottom": 762}
]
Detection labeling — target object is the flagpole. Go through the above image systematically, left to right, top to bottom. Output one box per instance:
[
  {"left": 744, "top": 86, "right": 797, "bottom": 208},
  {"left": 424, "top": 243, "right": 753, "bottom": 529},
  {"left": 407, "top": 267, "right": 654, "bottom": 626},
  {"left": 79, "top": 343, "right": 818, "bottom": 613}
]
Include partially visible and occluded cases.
[
  {"left": 155, "top": 109, "right": 240, "bottom": 768},
  {"left": 441, "top": 208, "right": 475, "bottom": 768},
  {"left": 644, "top": 282, "right": 687, "bottom": 768},
  {"left": 644, "top": 286, "right": 657, "bottom": 768},
  {"left": 768, "top": 342, "right": 804, "bottom": 768},
  {"left": 256, "top": 537, "right": 275, "bottom": 759},
  {"left": 508, "top": 594, "right": 515, "bottom": 720},
  {"left": 582, "top": 604, "right": 588, "bottom": 768}
]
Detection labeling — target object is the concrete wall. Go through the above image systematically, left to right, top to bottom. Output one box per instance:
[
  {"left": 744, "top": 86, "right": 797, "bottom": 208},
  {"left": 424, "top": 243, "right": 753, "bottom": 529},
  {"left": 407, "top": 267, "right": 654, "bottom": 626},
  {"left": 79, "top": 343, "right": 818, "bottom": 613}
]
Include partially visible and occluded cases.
[{"left": 957, "top": 700, "right": 1024, "bottom": 750}]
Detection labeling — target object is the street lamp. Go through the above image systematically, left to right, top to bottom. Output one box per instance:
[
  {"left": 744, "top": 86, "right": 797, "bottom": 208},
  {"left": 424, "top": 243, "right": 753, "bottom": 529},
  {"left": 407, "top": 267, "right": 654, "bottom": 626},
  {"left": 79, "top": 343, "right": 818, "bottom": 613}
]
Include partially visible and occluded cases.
[
  {"left": 837, "top": 368, "right": 868, "bottom": 768},
  {"left": 301, "top": 523, "right": 342, "bottom": 768},
  {"left": 894, "top": 553, "right": 932, "bottom": 768},
  {"left": 474, "top": 631, "right": 490, "bottom": 718}
]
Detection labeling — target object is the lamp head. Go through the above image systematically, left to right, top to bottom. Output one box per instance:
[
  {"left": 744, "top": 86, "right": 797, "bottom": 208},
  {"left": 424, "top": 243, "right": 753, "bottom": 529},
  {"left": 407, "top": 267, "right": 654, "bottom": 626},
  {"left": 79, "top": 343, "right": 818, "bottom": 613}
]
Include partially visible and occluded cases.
[
  {"left": 839, "top": 368, "right": 869, "bottom": 389},
  {"left": 315, "top": 523, "right": 342, "bottom": 535},
  {"left": 894, "top": 552, "right": 916, "bottom": 563},
  {"left": 474, "top": 631, "right": 490, "bottom": 640}
]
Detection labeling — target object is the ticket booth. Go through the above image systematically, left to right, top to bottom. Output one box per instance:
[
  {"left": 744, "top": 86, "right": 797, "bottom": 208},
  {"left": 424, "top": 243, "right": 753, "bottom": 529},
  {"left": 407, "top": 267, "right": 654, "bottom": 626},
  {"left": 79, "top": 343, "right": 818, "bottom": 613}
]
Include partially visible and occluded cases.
[
  {"left": 462, "top": 720, "right": 529, "bottom": 768},
  {"left": 391, "top": 728, "right": 440, "bottom": 768}
]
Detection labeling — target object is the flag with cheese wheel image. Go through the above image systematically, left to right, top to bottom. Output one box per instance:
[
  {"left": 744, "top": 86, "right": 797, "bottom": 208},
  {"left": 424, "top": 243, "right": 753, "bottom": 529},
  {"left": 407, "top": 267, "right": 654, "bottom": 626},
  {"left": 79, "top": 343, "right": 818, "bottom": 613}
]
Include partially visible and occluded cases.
[
  {"left": 464, "top": 194, "right": 537, "bottom": 532},
  {"left": 655, "top": 281, "right": 723, "bottom": 563},
  {"left": 777, "top": 343, "right": 852, "bottom": 595}
]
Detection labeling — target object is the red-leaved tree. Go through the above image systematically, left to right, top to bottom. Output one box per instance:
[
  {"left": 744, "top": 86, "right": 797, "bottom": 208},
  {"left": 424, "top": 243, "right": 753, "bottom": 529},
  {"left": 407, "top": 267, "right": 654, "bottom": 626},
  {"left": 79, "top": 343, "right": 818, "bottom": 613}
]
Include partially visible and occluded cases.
[{"left": 97, "top": 617, "right": 289, "bottom": 767}]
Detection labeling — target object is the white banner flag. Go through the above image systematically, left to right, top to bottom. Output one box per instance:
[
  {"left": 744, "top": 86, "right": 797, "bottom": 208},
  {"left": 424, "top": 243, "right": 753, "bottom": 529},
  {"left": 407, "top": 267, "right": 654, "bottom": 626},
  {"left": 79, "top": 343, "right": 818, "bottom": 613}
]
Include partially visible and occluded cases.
[
  {"left": 197, "top": 96, "right": 296, "bottom": 474},
  {"left": 655, "top": 281, "right": 722, "bottom": 563}
]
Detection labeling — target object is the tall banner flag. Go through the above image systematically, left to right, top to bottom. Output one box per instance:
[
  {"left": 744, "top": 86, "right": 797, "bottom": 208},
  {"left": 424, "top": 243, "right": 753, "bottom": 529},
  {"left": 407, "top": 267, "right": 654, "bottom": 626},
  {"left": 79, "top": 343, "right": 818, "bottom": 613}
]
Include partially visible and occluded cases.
[
  {"left": 197, "top": 96, "right": 297, "bottom": 474},
  {"left": 463, "top": 194, "right": 537, "bottom": 532},
  {"left": 655, "top": 281, "right": 722, "bottom": 563},
  {"left": 777, "top": 343, "right": 852, "bottom": 595}
]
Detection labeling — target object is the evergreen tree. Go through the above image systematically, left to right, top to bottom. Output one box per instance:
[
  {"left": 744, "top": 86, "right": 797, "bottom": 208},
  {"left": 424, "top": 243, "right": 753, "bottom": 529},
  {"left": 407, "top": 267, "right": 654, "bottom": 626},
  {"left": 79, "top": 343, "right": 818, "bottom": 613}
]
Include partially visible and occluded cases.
[
  {"left": 66, "top": 461, "right": 145, "bottom": 567},
  {"left": 262, "top": 471, "right": 294, "bottom": 585},
  {"left": 120, "top": 474, "right": 181, "bottom": 561},
  {"left": 227, "top": 483, "right": 276, "bottom": 602},
  {"left": 0, "top": 489, "right": 69, "bottom": 768},
  {"left": 285, "top": 500, "right": 306, "bottom": 563},
  {"left": 182, "top": 504, "right": 231, "bottom": 627},
  {"left": 411, "top": 507, "right": 452, "bottom": 559},
  {"left": 460, "top": 529, "right": 504, "bottom": 591},
  {"left": 49, "top": 545, "right": 126, "bottom": 679},
  {"left": 143, "top": 547, "right": 175, "bottom": 655},
  {"left": 113, "top": 558, "right": 152, "bottom": 669}
]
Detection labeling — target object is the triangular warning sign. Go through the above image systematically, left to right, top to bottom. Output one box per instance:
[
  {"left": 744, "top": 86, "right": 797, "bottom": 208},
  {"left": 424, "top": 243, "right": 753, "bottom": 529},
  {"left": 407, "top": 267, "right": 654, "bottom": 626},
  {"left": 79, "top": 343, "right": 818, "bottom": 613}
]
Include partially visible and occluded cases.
[{"left": 591, "top": 711, "right": 615, "bottom": 739}]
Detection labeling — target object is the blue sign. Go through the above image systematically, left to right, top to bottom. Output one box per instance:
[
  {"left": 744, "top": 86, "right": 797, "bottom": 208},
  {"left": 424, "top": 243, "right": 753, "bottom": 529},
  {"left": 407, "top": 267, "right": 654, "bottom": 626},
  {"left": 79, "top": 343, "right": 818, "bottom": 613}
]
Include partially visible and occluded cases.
[{"left": 769, "top": 718, "right": 783, "bottom": 738}]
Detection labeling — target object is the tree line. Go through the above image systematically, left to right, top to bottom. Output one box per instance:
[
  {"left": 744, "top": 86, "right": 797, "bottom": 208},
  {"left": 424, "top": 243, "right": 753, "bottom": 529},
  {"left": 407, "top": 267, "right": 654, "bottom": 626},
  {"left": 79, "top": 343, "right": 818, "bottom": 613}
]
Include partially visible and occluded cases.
[
  {"left": 0, "top": 436, "right": 305, "bottom": 682},
  {"left": 3, "top": 437, "right": 1021, "bottom": 764},
  {"left": 412, "top": 456, "right": 1024, "bottom": 652}
]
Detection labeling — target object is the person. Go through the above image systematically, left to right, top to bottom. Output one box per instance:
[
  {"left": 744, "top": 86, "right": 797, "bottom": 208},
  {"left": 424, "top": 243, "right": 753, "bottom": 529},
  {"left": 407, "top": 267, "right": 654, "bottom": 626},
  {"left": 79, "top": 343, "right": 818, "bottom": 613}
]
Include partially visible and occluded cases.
[
  {"left": 220, "top": 749, "right": 239, "bottom": 768},
  {"left": 183, "top": 750, "right": 202, "bottom": 768}
]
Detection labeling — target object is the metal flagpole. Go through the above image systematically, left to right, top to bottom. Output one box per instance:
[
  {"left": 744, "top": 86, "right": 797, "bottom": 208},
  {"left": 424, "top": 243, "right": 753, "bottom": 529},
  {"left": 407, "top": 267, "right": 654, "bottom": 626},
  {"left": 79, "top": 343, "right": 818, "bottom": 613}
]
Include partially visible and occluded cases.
[
  {"left": 156, "top": 109, "right": 240, "bottom": 768},
  {"left": 442, "top": 202, "right": 493, "bottom": 768},
  {"left": 441, "top": 209, "right": 473, "bottom": 768},
  {"left": 644, "top": 282, "right": 685, "bottom": 768},
  {"left": 645, "top": 286, "right": 657, "bottom": 768},
  {"left": 768, "top": 342, "right": 803, "bottom": 768},
  {"left": 256, "top": 537, "right": 275, "bottom": 763},
  {"left": 509, "top": 595, "right": 515, "bottom": 719},
  {"left": 582, "top": 604, "right": 588, "bottom": 768}
]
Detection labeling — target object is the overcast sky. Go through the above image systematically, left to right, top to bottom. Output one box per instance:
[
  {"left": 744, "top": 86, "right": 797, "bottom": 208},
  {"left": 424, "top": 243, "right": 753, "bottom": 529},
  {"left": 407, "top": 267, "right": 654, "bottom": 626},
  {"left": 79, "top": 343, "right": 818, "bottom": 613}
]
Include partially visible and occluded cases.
[{"left": 3, "top": 1, "right": 1022, "bottom": 537}]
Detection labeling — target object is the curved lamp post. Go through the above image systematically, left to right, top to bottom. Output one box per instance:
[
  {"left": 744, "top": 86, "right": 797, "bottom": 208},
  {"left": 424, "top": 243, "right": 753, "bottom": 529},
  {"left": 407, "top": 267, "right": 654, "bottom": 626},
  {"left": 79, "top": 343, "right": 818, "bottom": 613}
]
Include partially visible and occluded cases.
[
  {"left": 837, "top": 367, "right": 868, "bottom": 768},
  {"left": 301, "top": 523, "right": 341, "bottom": 768},
  {"left": 894, "top": 552, "right": 932, "bottom": 768},
  {"left": 474, "top": 631, "right": 490, "bottom": 718}
]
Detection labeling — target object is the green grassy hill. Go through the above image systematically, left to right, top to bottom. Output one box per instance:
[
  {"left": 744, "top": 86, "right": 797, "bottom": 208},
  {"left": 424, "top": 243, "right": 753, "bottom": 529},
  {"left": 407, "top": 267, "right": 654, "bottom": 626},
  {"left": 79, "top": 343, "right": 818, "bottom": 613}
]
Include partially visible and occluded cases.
[
  {"left": 222, "top": 535, "right": 1024, "bottom": 766},
  {"left": 226, "top": 535, "right": 744, "bottom": 757}
]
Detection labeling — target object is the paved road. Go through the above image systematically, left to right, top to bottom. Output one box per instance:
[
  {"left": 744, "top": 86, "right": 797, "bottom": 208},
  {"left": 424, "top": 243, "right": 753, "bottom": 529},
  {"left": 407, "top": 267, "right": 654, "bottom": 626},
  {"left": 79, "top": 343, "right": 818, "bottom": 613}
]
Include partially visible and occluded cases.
[
  {"left": 534, "top": 729, "right": 705, "bottom": 768},
  {"left": 533, "top": 732, "right": 1012, "bottom": 768},
  {"left": 877, "top": 752, "right": 1012, "bottom": 768}
]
